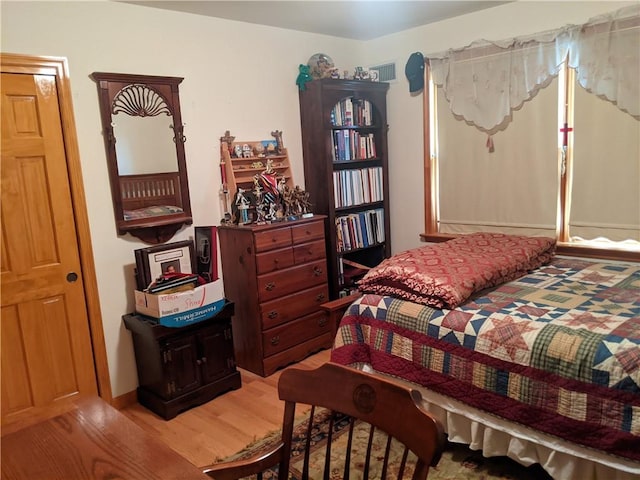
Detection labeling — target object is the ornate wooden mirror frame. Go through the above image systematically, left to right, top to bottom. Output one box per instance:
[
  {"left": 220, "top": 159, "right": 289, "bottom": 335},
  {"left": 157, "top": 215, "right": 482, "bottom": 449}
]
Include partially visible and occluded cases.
[{"left": 91, "top": 72, "right": 192, "bottom": 244}]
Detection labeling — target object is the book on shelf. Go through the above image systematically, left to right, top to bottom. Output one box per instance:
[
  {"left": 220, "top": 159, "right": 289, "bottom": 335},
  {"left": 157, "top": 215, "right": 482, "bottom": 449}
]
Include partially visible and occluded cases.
[
  {"left": 331, "top": 99, "right": 374, "bottom": 128},
  {"left": 332, "top": 131, "right": 377, "bottom": 162},
  {"left": 333, "top": 168, "right": 383, "bottom": 208},
  {"left": 335, "top": 208, "right": 384, "bottom": 252}
]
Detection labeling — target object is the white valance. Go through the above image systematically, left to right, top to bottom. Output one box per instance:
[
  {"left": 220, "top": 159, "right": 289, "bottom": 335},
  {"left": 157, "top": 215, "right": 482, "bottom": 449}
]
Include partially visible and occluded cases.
[{"left": 427, "top": 5, "right": 640, "bottom": 132}]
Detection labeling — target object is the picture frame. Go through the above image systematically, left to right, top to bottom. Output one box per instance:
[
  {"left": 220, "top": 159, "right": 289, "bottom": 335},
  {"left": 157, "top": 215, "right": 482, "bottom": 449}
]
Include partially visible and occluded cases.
[{"left": 134, "top": 240, "right": 195, "bottom": 290}]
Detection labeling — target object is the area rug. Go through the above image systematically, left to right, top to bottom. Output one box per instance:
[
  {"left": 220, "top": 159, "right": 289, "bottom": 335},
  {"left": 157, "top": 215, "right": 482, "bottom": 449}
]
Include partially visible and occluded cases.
[{"left": 217, "top": 409, "right": 554, "bottom": 480}]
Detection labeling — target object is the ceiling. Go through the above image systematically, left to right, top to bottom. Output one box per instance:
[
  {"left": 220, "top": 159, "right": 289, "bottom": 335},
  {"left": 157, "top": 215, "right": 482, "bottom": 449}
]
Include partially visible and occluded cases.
[{"left": 122, "top": 1, "right": 510, "bottom": 41}]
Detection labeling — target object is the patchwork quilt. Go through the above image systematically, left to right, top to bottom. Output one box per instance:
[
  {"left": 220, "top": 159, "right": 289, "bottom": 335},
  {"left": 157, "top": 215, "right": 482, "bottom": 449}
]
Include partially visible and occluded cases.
[{"left": 332, "top": 257, "right": 640, "bottom": 461}]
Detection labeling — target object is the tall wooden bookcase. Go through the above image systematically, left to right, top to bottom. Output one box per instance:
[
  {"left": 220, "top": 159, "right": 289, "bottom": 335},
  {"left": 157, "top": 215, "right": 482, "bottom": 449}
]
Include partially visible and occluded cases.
[{"left": 299, "top": 79, "right": 391, "bottom": 299}]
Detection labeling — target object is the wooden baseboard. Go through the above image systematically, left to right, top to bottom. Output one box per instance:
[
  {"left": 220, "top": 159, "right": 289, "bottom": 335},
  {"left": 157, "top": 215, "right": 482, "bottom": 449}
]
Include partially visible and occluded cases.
[{"left": 111, "top": 390, "right": 138, "bottom": 410}]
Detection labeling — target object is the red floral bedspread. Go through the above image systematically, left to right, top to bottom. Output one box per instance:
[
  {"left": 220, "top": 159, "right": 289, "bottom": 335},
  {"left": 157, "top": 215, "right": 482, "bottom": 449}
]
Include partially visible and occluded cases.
[
  {"left": 357, "top": 233, "right": 556, "bottom": 309},
  {"left": 332, "top": 257, "right": 640, "bottom": 461}
]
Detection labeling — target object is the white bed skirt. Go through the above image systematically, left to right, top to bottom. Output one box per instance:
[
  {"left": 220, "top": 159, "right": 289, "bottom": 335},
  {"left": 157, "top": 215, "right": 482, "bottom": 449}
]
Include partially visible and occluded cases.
[{"left": 366, "top": 366, "right": 640, "bottom": 480}]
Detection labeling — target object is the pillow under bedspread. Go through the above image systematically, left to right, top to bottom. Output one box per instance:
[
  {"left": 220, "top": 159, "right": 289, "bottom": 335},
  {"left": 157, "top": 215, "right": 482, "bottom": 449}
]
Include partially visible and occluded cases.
[{"left": 357, "top": 232, "right": 556, "bottom": 309}]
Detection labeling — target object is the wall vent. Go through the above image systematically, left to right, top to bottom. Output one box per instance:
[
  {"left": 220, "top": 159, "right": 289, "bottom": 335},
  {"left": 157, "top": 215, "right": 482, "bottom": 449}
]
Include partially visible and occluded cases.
[{"left": 369, "top": 62, "right": 396, "bottom": 82}]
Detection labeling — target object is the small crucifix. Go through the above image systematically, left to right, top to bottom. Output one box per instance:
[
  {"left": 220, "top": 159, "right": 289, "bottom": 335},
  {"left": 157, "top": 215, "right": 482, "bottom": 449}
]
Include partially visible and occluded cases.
[
  {"left": 559, "top": 123, "right": 573, "bottom": 147},
  {"left": 220, "top": 130, "right": 236, "bottom": 153}
]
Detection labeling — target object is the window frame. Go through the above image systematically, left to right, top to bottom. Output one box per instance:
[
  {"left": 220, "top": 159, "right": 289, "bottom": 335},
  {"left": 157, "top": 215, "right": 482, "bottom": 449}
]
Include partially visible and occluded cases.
[{"left": 420, "top": 62, "right": 639, "bottom": 263}]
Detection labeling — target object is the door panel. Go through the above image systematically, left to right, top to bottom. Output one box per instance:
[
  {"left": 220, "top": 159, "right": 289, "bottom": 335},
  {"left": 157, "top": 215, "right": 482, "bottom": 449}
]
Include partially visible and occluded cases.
[
  {"left": 1, "top": 72, "right": 98, "bottom": 426},
  {"left": 198, "top": 324, "right": 234, "bottom": 384},
  {"left": 166, "top": 336, "right": 201, "bottom": 396}
]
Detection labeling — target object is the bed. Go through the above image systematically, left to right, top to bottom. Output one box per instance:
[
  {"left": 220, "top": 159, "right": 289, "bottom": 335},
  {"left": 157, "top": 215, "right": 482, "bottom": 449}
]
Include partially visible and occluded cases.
[{"left": 330, "top": 233, "right": 640, "bottom": 480}]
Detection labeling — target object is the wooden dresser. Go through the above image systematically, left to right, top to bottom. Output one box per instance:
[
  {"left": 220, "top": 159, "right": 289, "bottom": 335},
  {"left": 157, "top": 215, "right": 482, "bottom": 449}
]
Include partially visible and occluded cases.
[{"left": 218, "top": 216, "right": 331, "bottom": 376}]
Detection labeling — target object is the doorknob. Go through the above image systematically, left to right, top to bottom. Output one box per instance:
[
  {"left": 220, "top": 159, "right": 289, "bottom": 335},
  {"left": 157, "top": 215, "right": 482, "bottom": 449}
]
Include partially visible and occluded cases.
[{"left": 66, "top": 272, "right": 78, "bottom": 282}]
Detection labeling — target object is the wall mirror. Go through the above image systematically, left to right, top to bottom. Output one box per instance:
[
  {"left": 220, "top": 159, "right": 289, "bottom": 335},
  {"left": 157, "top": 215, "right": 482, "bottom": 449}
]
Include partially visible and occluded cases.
[{"left": 91, "top": 72, "right": 192, "bottom": 244}]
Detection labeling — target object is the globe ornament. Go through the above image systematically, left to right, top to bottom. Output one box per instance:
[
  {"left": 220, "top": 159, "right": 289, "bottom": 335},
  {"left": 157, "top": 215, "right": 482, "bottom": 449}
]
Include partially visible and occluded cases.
[{"left": 308, "top": 53, "right": 335, "bottom": 80}]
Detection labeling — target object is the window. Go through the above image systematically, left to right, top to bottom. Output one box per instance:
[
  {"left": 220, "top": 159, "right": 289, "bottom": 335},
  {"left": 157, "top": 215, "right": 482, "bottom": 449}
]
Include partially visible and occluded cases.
[{"left": 422, "top": 6, "right": 639, "bottom": 261}]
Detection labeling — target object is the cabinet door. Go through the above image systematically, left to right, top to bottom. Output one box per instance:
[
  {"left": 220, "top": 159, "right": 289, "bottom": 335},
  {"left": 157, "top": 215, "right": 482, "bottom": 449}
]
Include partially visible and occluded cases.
[
  {"left": 198, "top": 323, "right": 235, "bottom": 385},
  {"left": 163, "top": 335, "right": 201, "bottom": 398}
]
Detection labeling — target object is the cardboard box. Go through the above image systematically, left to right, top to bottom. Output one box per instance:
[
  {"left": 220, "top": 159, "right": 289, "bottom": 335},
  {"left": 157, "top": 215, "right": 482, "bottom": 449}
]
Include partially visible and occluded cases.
[{"left": 134, "top": 280, "right": 226, "bottom": 327}]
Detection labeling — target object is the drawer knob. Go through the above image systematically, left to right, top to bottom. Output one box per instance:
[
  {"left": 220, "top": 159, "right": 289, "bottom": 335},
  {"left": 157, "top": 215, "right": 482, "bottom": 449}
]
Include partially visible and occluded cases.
[
  {"left": 313, "top": 266, "right": 323, "bottom": 276},
  {"left": 265, "top": 282, "right": 275, "bottom": 291},
  {"left": 316, "top": 293, "right": 325, "bottom": 301},
  {"left": 268, "top": 310, "right": 278, "bottom": 319},
  {"left": 319, "top": 318, "right": 327, "bottom": 327},
  {"left": 270, "top": 336, "right": 280, "bottom": 345}
]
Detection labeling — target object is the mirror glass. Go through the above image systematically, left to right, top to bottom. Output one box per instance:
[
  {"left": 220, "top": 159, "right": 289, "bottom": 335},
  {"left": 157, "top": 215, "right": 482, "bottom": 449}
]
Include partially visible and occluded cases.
[
  {"left": 91, "top": 72, "right": 192, "bottom": 244},
  {"left": 113, "top": 114, "right": 178, "bottom": 175}
]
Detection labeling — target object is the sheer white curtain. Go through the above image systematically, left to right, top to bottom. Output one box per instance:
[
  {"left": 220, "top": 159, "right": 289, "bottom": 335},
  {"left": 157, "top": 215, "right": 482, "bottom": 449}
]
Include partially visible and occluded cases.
[
  {"left": 429, "top": 5, "right": 639, "bottom": 132},
  {"left": 571, "top": 8, "right": 640, "bottom": 120},
  {"left": 430, "top": 31, "right": 571, "bottom": 133}
]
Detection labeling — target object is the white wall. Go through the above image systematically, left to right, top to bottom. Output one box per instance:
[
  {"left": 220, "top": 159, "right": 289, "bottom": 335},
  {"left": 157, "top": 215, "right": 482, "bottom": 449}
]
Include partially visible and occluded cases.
[
  {"left": 1, "top": 0, "right": 633, "bottom": 398},
  {"left": 1, "top": 0, "right": 363, "bottom": 397}
]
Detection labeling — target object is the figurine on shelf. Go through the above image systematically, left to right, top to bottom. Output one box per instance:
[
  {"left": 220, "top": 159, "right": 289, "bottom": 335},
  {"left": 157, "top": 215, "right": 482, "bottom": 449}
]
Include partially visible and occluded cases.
[
  {"left": 296, "top": 64, "right": 312, "bottom": 91},
  {"left": 354, "top": 66, "right": 369, "bottom": 80},
  {"left": 270, "top": 130, "right": 284, "bottom": 155},
  {"left": 254, "top": 142, "right": 265, "bottom": 157},
  {"left": 233, "top": 144, "right": 243, "bottom": 158},
  {"left": 258, "top": 159, "right": 280, "bottom": 204},
  {"left": 253, "top": 175, "right": 266, "bottom": 223},
  {"left": 277, "top": 176, "right": 287, "bottom": 198},
  {"left": 219, "top": 182, "right": 231, "bottom": 224},
  {"left": 294, "top": 185, "right": 312, "bottom": 215},
  {"left": 234, "top": 188, "right": 251, "bottom": 224},
  {"left": 265, "top": 201, "right": 278, "bottom": 222}
]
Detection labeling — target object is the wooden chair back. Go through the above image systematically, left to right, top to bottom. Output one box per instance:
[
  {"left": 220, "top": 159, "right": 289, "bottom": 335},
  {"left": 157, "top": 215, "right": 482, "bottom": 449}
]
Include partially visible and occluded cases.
[{"left": 203, "top": 362, "right": 445, "bottom": 480}]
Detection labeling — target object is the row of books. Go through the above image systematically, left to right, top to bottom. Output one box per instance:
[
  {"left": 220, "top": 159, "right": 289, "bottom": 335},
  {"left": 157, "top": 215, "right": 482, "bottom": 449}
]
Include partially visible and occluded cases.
[
  {"left": 330, "top": 98, "right": 373, "bottom": 127},
  {"left": 332, "top": 130, "right": 377, "bottom": 162},
  {"left": 333, "top": 167, "right": 383, "bottom": 208},
  {"left": 335, "top": 209, "right": 385, "bottom": 253}
]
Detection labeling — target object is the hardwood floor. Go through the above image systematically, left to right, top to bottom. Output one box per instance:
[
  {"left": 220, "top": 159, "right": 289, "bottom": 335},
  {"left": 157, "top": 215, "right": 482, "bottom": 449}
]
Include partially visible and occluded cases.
[{"left": 120, "top": 348, "right": 331, "bottom": 468}]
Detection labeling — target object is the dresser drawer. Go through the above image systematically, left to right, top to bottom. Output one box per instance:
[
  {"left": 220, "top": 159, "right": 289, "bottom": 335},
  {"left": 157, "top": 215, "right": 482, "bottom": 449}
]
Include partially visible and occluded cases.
[
  {"left": 291, "top": 220, "right": 324, "bottom": 244},
  {"left": 254, "top": 228, "right": 292, "bottom": 252},
  {"left": 293, "top": 239, "right": 326, "bottom": 265},
  {"left": 256, "top": 246, "right": 294, "bottom": 274},
  {"left": 257, "top": 259, "right": 328, "bottom": 302},
  {"left": 260, "top": 284, "right": 329, "bottom": 330},
  {"left": 262, "top": 311, "right": 330, "bottom": 357}
]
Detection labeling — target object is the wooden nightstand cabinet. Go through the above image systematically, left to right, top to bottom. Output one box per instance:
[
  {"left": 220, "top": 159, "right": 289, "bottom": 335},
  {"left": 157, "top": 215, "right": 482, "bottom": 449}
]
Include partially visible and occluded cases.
[
  {"left": 219, "top": 216, "right": 332, "bottom": 376},
  {"left": 123, "top": 302, "right": 241, "bottom": 420}
]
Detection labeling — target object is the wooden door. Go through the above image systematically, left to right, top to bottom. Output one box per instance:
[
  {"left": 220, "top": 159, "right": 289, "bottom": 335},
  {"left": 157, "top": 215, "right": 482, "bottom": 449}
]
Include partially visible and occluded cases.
[{"left": 1, "top": 71, "right": 98, "bottom": 428}]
